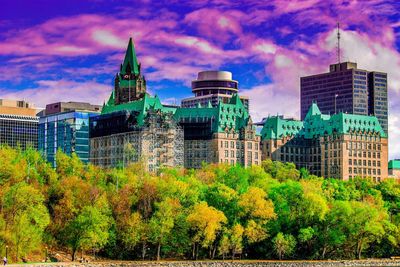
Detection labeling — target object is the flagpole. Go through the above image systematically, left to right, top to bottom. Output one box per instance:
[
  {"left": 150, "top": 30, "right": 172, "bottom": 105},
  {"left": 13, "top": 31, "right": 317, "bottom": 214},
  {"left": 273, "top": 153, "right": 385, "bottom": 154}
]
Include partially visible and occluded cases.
[{"left": 334, "top": 94, "right": 338, "bottom": 114}]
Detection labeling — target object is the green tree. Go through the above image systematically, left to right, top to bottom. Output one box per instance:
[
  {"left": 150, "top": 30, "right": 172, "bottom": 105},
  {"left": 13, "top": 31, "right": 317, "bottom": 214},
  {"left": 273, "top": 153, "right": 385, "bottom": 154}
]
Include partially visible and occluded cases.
[
  {"left": 2, "top": 182, "right": 50, "bottom": 261},
  {"left": 149, "top": 198, "right": 181, "bottom": 260},
  {"left": 64, "top": 206, "right": 111, "bottom": 260},
  {"left": 273, "top": 232, "right": 296, "bottom": 260}
]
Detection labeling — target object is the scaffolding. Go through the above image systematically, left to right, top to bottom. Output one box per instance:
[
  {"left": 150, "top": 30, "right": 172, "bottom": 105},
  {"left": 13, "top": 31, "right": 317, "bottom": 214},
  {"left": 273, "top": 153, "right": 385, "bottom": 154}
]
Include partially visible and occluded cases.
[{"left": 90, "top": 109, "right": 184, "bottom": 172}]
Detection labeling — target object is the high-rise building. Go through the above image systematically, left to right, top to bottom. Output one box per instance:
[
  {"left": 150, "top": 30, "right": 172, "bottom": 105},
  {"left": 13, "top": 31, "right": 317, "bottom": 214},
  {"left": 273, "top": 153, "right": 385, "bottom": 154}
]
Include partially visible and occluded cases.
[
  {"left": 300, "top": 62, "right": 388, "bottom": 134},
  {"left": 181, "top": 71, "right": 249, "bottom": 111},
  {"left": 0, "top": 99, "right": 38, "bottom": 149},
  {"left": 38, "top": 102, "right": 100, "bottom": 166},
  {"left": 260, "top": 103, "right": 388, "bottom": 181}
]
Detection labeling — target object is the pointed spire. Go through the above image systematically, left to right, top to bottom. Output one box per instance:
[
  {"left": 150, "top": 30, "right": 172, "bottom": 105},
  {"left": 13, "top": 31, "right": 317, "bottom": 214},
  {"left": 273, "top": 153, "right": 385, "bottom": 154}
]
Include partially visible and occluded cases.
[
  {"left": 121, "top": 37, "right": 139, "bottom": 75},
  {"left": 207, "top": 101, "right": 212, "bottom": 108},
  {"left": 196, "top": 102, "right": 202, "bottom": 108}
]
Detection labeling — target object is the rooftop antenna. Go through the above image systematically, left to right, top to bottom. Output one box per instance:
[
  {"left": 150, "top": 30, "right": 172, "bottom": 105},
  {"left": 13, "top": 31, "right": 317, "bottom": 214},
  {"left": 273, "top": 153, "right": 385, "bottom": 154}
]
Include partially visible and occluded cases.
[{"left": 337, "top": 22, "right": 341, "bottom": 64}]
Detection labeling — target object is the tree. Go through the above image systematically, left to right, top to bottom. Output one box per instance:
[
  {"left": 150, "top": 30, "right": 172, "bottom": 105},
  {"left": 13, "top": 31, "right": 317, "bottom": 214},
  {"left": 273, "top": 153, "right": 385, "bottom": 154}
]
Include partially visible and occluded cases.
[
  {"left": 1, "top": 182, "right": 50, "bottom": 261},
  {"left": 149, "top": 198, "right": 181, "bottom": 260},
  {"left": 187, "top": 202, "right": 227, "bottom": 259},
  {"left": 64, "top": 206, "right": 111, "bottom": 261},
  {"left": 121, "top": 212, "right": 143, "bottom": 251},
  {"left": 229, "top": 224, "right": 244, "bottom": 259},
  {"left": 273, "top": 233, "right": 296, "bottom": 260}
]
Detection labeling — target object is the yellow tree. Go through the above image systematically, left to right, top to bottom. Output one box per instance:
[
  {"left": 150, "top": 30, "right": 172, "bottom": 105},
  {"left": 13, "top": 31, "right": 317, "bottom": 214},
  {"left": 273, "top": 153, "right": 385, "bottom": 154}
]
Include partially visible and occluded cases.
[
  {"left": 238, "top": 187, "right": 276, "bottom": 244},
  {"left": 187, "top": 202, "right": 227, "bottom": 259}
]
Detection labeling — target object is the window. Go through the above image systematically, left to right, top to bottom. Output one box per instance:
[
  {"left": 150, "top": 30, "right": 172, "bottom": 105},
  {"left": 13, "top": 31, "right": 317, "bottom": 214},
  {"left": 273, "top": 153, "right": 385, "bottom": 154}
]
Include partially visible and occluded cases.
[
  {"left": 231, "top": 141, "right": 235, "bottom": 148},
  {"left": 247, "top": 142, "right": 252, "bottom": 150},
  {"left": 225, "top": 150, "right": 229, "bottom": 157},
  {"left": 231, "top": 150, "right": 235, "bottom": 158}
]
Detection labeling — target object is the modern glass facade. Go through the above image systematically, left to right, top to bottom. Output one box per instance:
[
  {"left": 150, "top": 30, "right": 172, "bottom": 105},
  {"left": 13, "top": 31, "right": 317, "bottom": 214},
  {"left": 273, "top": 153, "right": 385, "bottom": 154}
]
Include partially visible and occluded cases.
[
  {"left": 300, "top": 62, "right": 388, "bottom": 134},
  {"left": 368, "top": 72, "right": 388, "bottom": 134},
  {"left": 38, "top": 111, "right": 96, "bottom": 166},
  {"left": 0, "top": 114, "right": 38, "bottom": 149}
]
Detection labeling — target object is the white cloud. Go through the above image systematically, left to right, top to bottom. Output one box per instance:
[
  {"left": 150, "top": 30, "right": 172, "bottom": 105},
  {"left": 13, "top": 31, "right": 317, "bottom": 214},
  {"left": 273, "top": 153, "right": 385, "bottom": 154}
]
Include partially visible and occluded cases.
[
  {"left": 92, "top": 30, "right": 125, "bottom": 48},
  {"left": 0, "top": 80, "right": 110, "bottom": 109},
  {"left": 242, "top": 84, "right": 299, "bottom": 123}
]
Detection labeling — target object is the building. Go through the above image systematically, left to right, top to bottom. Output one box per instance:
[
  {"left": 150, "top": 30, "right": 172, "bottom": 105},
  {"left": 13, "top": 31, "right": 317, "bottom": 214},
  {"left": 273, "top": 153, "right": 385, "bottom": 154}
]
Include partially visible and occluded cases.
[
  {"left": 114, "top": 37, "right": 147, "bottom": 105},
  {"left": 90, "top": 38, "right": 260, "bottom": 171},
  {"left": 300, "top": 62, "right": 388, "bottom": 134},
  {"left": 181, "top": 71, "right": 249, "bottom": 111},
  {"left": 175, "top": 94, "right": 260, "bottom": 168},
  {"left": 90, "top": 95, "right": 184, "bottom": 172},
  {"left": 0, "top": 99, "right": 38, "bottom": 149},
  {"left": 44, "top": 101, "right": 101, "bottom": 115},
  {"left": 38, "top": 102, "right": 100, "bottom": 166},
  {"left": 260, "top": 102, "right": 388, "bottom": 181},
  {"left": 389, "top": 160, "right": 400, "bottom": 179}
]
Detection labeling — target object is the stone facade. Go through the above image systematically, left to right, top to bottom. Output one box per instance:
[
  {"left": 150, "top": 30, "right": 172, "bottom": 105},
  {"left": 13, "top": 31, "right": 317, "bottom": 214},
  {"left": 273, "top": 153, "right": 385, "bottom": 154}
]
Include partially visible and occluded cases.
[
  {"left": 260, "top": 103, "right": 388, "bottom": 181},
  {"left": 90, "top": 110, "right": 184, "bottom": 172}
]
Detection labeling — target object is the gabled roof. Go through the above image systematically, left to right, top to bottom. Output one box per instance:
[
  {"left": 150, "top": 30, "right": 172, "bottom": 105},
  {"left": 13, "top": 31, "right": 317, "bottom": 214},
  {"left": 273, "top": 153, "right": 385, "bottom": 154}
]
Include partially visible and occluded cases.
[
  {"left": 120, "top": 37, "right": 140, "bottom": 75},
  {"left": 101, "top": 94, "right": 176, "bottom": 127},
  {"left": 173, "top": 94, "right": 253, "bottom": 134},
  {"left": 261, "top": 103, "right": 386, "bottom": 140},
  {"left": 260, "top": 116, "right": 303, "bottom": 140}
]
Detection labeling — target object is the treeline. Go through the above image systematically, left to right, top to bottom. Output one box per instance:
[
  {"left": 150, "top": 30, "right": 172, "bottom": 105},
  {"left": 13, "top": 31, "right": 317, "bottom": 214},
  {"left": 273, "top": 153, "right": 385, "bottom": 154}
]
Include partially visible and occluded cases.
[{"left": 1, "top": 146, "right": 400, "bottom": 262}]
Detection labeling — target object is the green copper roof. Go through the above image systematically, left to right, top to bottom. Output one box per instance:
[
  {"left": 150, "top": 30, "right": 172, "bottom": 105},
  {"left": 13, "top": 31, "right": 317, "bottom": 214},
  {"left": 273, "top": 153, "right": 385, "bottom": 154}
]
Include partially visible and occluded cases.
[
  {"left": 120, "top": 37, "right": 139, "bottom": 75},
  {"left": 101, "top": 94, "right": 176, "bottom": 127},
  {"left": 174, "top": 94, "right": 253, "bottom": 134},
  {"left": 261, "top": 103, "right": 387, "bottom": 140},
  {"left": 260, "top": 116, "right": 303, "bottom": 140},
  {"left": 389, "top": 160, "right": 400, "bottom": 170}
]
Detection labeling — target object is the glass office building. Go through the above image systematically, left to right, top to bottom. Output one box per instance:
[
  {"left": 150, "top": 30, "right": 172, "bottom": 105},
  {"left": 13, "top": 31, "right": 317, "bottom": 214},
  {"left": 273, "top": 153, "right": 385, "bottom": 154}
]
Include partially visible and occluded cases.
[
  {"left": 300, "top": 62, "right": 388, "bottom": 134},
  {"left": 0, "top": 99, "right": 38, "bottom": 149},
  {"left": 38, "top": 111, "right": 97, "bottom": 166},
  {"left": 0, "top": 114, "right": 38, "bottom": 149}
]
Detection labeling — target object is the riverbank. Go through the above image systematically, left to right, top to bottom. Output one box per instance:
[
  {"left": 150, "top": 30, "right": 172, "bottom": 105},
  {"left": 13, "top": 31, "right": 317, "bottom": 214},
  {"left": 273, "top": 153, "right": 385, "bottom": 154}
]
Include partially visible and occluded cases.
[{"left": 6, "top": 260, "right": 400, "bottom": 267}]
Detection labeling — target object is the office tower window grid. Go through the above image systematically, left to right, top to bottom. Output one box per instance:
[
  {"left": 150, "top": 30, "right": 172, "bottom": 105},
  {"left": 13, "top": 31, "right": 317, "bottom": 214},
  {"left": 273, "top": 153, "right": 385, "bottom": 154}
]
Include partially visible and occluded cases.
[{"left": 0, "top": 114, "right": 38, "bottom": 149}]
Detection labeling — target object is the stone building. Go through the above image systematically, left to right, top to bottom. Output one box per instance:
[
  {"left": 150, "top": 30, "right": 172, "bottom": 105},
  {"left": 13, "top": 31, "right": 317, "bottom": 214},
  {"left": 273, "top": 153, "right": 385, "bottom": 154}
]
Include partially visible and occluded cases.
[
  {"left": 89, "top": 38, "right": 259, "bottom": 171},
  {"left": 175, "top": 94, "right": 260, "bottom": 169},
  {"left": 90, "top": 95, "right": 184, "bottom": 172},
  {"left": 260, "top": 103, "right": 388, "bottom": 181},
  {"left": 389, "top": 160, "right": 400, "bottom": 179}
]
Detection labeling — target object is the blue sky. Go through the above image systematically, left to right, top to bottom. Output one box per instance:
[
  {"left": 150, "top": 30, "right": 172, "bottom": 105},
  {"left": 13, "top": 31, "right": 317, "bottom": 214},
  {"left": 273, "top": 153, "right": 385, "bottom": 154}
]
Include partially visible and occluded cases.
[{"left": 0, "top": 0, "right": 399, "bottom": 158}]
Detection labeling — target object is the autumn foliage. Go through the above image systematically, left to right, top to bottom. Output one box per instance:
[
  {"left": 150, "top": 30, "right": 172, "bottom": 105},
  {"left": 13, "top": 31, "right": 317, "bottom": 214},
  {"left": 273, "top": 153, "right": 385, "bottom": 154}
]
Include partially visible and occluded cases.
[{"left": 0, "top": 146, "right": 399, "bottom": 262}]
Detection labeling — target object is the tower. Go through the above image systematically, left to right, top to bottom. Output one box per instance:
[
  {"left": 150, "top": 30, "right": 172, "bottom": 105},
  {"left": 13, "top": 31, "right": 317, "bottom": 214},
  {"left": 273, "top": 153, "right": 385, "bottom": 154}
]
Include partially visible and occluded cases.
[{"left": 114, "top": 38, "right": 147, "bottom": 104}]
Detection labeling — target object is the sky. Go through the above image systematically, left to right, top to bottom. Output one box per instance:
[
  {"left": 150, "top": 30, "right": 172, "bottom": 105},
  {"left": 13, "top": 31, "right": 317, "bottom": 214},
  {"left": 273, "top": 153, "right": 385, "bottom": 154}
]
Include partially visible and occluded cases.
[{"left": 0, "top": 0, "right": 399, "bottom": 158}]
